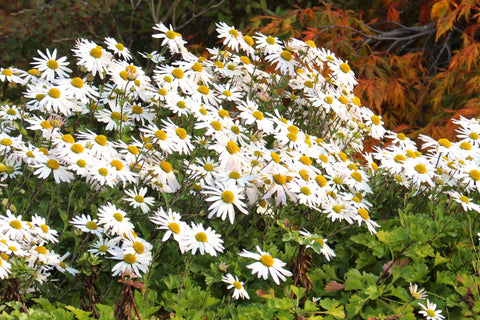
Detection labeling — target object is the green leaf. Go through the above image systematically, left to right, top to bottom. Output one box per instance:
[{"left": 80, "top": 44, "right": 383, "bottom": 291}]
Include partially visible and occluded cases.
[
  {"left": 434, "top": 251, "right": 450, "bottom": 266},
  {"left": 436, "top": 270, "right": 455, "bottom": 286},
  {"left": 346, "top": 294, "right": 368, "bottom": 316},
  {"left": 320, "top": 298, "right": 345, "bottom": 319},
  {"left": 65, "top": 306, "right": 92, "bottom": 320}
]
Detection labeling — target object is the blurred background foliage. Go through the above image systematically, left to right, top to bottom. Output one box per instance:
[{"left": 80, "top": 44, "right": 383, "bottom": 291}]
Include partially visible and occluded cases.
[{"left": 1, "top": 0, "right": 480, "bottom": 139}]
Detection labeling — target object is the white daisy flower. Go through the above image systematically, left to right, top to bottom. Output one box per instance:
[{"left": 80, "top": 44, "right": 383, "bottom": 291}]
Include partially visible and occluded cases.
[
  {"left": 104, "top": 37, "right": 132, "bottom": 60},
  {"left": 31, "top": 48, "right": 72, "bottom": 82},
  {"left": 202, "top": 181, "right": 249, "bottom": 224},
  {"left": 124, "top": 187, "right": 155, "bottom": 213},
  {"left": 69, "top": 214, "right": 104, "bottom": 237},
  {"left": 181, "top": 222, "right": 224, "bottom": 257},
  {"left": 109, "top": 246, "right": 151, "bottom": 277},
  {"left": 238, "top": 246, "right": 292, "bottom": 285},
  {"left": 221, "top": 273, "right": 250, "bottom": 300},
  {"left": 418, "top": 299, "right": 445, "bottom": 320}
]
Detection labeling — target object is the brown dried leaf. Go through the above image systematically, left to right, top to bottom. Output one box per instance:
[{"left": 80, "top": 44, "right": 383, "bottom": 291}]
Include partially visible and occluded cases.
[{"left": 324, "top": 280, "right": 346, "bottom": 292}]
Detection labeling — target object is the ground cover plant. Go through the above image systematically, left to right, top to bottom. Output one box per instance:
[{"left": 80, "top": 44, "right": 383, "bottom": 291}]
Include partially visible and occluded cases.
[{"left": 0, "top": 21, "right": 479, "bottom": 319}]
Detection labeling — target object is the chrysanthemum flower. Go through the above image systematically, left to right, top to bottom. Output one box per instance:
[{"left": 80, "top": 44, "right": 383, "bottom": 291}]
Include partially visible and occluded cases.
[
  {"left": 105, "top": 37, "right": 132, "bottom": 60},
  {"left": 31, "top": 48, "right": 72, "bottom": 82},
  {"left": 202, "top": 181, "right": 249, "bottom": 224},
  {"left": 124, "top": 187, "right": 155, "bottom": 213},
  {"left": 69, "top": 214, "right": 104, "bottom": 237},
  {"left": 181, "top": 222, "right": 224, "bottom": 256},
  {"left": 109, "top": 246, "right": 151, "bottom": 277},
  {"left": 238, "top": 246, "right": 292, "bottom": 285},
  {"left": 221, "top": 273, "right": 250, "bottom": 300},
  {"left": 409, "top": 283, "right": 427, "bottom": 300},
  {"left": 418, "top": 300, "right": 445, "bottom": 320}
]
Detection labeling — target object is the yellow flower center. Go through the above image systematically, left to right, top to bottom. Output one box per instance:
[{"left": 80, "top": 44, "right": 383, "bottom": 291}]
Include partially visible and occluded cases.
[
  {"left": 229, "top": 29, "right": 239, "bottom": 37},
  {"left": 165, "top": 30, "right": 176, "bottom": 39},
  {"left": 244, "top": 35, "right": 254, "bottom": 46},
  {"left": 266, "top": 36, "right": 276, "bottom": 45},
  {"left": 90, "top": 47, "right": 103, "bottom": 58},
  {"left": 281, "top": 50, "right": 292, "bottom": 61},
  {"left": 240, "top": 56, "right": 251, "bottom": 64},
  {"left": 47, "top": 60, "right": 58, "bottom": 69},
  {"left": 214, "top": 61, "right": 224, "bottom": 68},
  {"left": 192, "top": 62, "right": 203, "bottom": 72},
  {"left": 340, "top": 62, "right": 351, "bottom": 73},
  {"left": 172, "top": 68, "right": 184, "bottom": 79},
  {"left": 1, "top": 69, "right": 13, "bottom": 76},
  {"left": 198, "top": 85, "right": 209, "bottom": 95},
  {"left": 48, "top": 88, "right": 61, "bottom": 98},
  {"left": 36, "top": 94, "right": 45, "bottom": 101},
  {"left": 324, "top": 96, "right": 333, "bottom": 104},
  {"left": 177, "top": 101, "right": 186, "bottom": 109},
  {"left": 132, "top": 105, "right": 143, "bottom": 114},
  {"left": 218, "top": 109, "right": 230, "bottom": 118},
  {"left": 253, "top": 111, "right": 264, "bottom": 120},
  {"left": 371, "top": 115, "right": 381, "bottom": 126},
  {"left": 211, "top": 121, "right": 222, "bottom": 131},
  {"left": 175, "top": 127, "right": 187, "bottom": 139},
  {"left": 155, "top": 130, "right": 167, "bottom": 140},
  {"left": 287, "top": 132, "right": 297, "bottom": 142},
  {"left": 469, "top": 132, "right": 479, "bottom": 140},
  {"left": 397, "top": 133, "right": 406, "bottom": 140},
  {"left": 94, "top": 135, "right": 107, "bottom": 146},
  {"left": 0, "top": 138, "right": 12, "bottom": 146},
  {"left": 227, "top": 140, "right": 240, "bottom": 154},
  {"left": 460, "top": 142, "right": 472, "bottom": 150},
  {"left": 127, "top": 145, "right": 139, "bottom": 155},
  {"left": 394, "top": 154, "right": 406, "bottom": 163},
  {"left": 299, "top": 155, "right": 312, "bottom": 166},
  {"left": 46, "top": 159, "right": 60, "bottom": 170},
  {"left": 77, "top": 159, "right": 86, "bottom": 168},
  {"left": 111, "top": 160, "right": 123, "bottom": 170},
  {"left": 160, "top": 161, "right": 172, "bottom": 173},
  {"left": 203, "top": 163, "right": 214, "bottom": 171},
  {"left": 414, "top": 164, "right": 427, "bottom": 174},
  {"left": 98, "top": 167, "right": 108, "bottom": 176},
  {"left": 470, "top": 169, "right": 480, "bottom": 181},
  {"left": 299, "top": 170, "right": 309, "bottom": 181},
  {"left": 229, "top": 171, "right": 241, "bottom": 179},
  {"left": 351, "top": 171, "right": 362, "bottom": 182},
  {"left": 273, "top": 174, "right": 287, "bottom": 185},
  {"left": 315, "top": 175, "right": 327, "bottom": 187},
  {"left": 300, "top": 186, "right": 311, "bottom": 195},
  {"left": 222, "top": 190, "right": 235, "bottom": 203},
  {"left": 134, "top": 195, "right": 144, "bottom": 203},
  {"left": 460, "top": 195, "right": 469, "bottom": 203},
  {"left": 333, "top": 205, "right": 342, "bottom": 213},
  {"left": 358, "top": 208, "right": 370, "bottom": 220},
  {"left": 113, "top": 213, "right": 123, "bottom": 222},
  {"left": 9, "top": 220, "right": 22, "bottom": 229},
  {"left": 86, "top": 221, "right": 99, "bottom": 230},
  {"left": 168, "top": 222, "right": 180, "bottom": 234},
  {"left": 40, "top": 224, "right": 49, "bottom": 233},
  {"left": 195, "top": 232, "right": 208, "bottom": 242},
  {"left": 133, "top": 241, "right": 144, "bottom": 254},
  {"left": 35, "top": 246, "right": 47, "bottom": 255},
  {"left": 123, "top": 253, "right": 136, "bottom": 264},
  {"left": 260, "top": 254, "right": 274, "bottom": 267},
  {"left": 233, "top": 281, "right": 242, "bottom": 290},
  {"left": 426, "top": 310, "right": 436, "bottom": 317}
]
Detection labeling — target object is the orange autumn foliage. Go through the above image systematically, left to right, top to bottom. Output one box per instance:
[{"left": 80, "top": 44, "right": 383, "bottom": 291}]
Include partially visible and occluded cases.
[{"left": 245, "top": 0, "right": 480, "bottom": 141}]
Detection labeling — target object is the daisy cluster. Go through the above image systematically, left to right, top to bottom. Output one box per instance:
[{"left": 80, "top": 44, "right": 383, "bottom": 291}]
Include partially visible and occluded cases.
[
  {"left": 0, "top": 21, "right": 479, "bottom": 296},
  {"left": 371, "top": 117, "right": 480, "bottom": 213},
  {"left": 0, "top": 210, "right": 77, "bottom": 281},
  {"left": 409, "top": 283, "right": 445, "bottom": 320}
]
